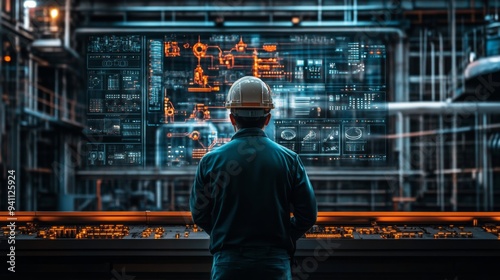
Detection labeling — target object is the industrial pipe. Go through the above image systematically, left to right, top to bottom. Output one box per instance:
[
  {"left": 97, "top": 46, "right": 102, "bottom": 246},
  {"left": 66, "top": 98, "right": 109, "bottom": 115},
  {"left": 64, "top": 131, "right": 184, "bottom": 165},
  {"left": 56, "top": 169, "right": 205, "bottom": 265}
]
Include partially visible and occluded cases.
[{"left": 387, "top": 102, "right": 500, "bottom": 115}]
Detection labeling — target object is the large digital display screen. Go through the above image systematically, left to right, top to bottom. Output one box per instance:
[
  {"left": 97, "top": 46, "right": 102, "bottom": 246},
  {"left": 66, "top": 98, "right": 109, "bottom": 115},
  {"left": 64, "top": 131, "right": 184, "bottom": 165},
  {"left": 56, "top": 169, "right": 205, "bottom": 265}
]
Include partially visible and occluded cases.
[{"left": 84, "top": 33, "right": 387, "bottom": 168}]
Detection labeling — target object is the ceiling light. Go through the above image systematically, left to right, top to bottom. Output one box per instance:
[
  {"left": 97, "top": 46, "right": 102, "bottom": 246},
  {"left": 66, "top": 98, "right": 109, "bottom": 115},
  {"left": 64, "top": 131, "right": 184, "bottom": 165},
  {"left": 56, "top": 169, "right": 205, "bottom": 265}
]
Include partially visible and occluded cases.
[
  {"left": 23, "top": 1, "right": 37, "bottom": 8},
  {"left": 50, "top": 8, "right": 59, "bottom": 19}
]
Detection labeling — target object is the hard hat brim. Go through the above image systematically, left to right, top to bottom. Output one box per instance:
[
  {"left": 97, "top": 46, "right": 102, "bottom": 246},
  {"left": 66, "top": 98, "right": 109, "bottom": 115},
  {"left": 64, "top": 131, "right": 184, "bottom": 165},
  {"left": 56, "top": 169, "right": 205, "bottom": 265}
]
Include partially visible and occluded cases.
[{"left": 231, "top": 108, "right": 271, "bottom": 117}]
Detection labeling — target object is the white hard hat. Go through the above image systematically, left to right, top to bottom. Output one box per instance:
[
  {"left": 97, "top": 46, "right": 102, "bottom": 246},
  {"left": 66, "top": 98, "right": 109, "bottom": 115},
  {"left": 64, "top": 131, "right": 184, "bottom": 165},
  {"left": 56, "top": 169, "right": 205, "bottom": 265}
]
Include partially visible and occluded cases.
[{"left": 225, "top": 76, "right": 274, "bottom": 117}]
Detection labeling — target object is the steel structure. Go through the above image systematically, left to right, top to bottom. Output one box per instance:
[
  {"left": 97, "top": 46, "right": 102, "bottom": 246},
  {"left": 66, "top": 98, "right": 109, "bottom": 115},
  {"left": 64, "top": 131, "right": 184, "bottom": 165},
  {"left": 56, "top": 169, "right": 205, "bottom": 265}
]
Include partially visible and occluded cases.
[{"left": 1, "top": 0, "right": 500, "bottom": 212}]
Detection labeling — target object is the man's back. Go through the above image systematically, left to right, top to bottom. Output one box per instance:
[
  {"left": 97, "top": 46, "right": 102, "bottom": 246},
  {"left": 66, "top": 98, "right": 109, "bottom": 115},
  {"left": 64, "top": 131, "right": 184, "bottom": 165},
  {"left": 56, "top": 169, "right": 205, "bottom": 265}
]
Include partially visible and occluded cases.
[
  {"left": 190, "top": 76, "right": 317, "bottom": 280},
  {"left": 190, "top": 127, "right": 317, "bottom": 254}
]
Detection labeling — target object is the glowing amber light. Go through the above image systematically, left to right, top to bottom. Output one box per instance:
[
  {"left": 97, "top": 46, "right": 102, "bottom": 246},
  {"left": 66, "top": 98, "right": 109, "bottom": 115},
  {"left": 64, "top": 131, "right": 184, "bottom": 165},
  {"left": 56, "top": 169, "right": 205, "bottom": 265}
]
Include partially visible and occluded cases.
[
  {"left": 50, "top": 8, "right": 58, "bottom": 19},
  {"left": 263, "top": 45, "right": 277, "bottom": 52},
  {"left": 4, "top": 55, "right": 11, "bottom": 62}
]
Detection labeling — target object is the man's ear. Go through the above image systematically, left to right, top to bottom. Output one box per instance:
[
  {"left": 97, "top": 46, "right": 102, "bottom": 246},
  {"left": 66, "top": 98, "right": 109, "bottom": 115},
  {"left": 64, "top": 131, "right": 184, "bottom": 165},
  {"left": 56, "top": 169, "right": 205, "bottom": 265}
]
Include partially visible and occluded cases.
[
  {"left": 229, "top": 113, "right": 237, "bottom": 126},
  {"left": 264, "top": 113, "right": 271, "bottom": 126}
]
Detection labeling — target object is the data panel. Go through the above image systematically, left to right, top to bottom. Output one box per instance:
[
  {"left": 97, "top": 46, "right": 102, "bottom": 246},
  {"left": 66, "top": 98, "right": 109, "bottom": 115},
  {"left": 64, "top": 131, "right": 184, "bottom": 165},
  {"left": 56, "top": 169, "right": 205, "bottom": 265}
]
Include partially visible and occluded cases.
[{"left": 85, "top": 33, "right": 388, "bottom": 167}]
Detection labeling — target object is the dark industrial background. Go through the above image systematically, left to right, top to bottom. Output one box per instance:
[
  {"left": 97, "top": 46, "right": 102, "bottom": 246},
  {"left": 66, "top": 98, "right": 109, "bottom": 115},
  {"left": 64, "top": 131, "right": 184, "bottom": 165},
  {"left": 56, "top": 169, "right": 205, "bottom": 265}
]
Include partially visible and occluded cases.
[{"left": 1, "top": 0, "right": 500, "bottom": 213}]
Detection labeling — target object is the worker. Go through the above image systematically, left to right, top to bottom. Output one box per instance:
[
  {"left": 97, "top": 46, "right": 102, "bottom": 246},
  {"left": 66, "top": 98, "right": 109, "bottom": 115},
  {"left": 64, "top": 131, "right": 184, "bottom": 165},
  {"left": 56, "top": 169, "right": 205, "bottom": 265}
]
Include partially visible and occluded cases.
[{"left": 190, "top": 76, "right": 317, "bottom": 280}]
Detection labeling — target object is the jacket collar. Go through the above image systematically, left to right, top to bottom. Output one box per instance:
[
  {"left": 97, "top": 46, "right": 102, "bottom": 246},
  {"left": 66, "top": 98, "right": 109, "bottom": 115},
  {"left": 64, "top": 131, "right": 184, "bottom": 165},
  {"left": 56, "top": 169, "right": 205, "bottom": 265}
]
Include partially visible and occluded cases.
[{"left": 231, "top": 128, "right": 268, "bottom": 140}]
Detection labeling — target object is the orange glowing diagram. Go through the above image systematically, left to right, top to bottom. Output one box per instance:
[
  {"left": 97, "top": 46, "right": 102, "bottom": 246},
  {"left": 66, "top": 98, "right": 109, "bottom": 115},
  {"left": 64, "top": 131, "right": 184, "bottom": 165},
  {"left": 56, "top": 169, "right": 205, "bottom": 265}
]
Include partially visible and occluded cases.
[
  {"left": 163, "top": 36, "right": 285, "bottom": 127},
  {"left": 165, "top": 36, "right": 285, "bottom": 93},
  {"left": 164, "top": 41, "right": 180, "bottom": 57},
  {"left": 163, "top": 96, "right": 175, "bottom": 123},
  {"left": 189, "top": 104, "right": 211, "bottom": 121},
  {"left": 165, "top": 129, "right": 218, "bottom": 160}
]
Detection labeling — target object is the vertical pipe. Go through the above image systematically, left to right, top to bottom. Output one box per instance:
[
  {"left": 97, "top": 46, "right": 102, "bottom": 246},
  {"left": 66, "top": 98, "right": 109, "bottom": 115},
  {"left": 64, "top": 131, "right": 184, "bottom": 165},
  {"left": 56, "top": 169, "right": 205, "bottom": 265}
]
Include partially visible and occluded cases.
[
  {"left": 14, "top": 0, "right": 20, "bottom": 22},
  {"left": 64, "top": 0, "right": 70, "bottom": 48},
  {"left": 318, "top": 0, "right": 322, "bottom": 23},
  {"left": 344, "top": 0, "right": 349, "bottom": 22},
  {"left": 345, "top": 0, "right": 353, "bottom": 22},
  {"left": 353, "top": 0, "right": 357, "bottom": 23},
  {"left": 449, "top": 0, "right": 457, "bottom": 211},
  {"left": 450, "top": 0, "right": 457, "bottom": 99},
  {"left": 496, "top": 0, "right": 499, "bottom": 20},
  {"left": 23, "top": 6, "right": 29, "bottom": 30},
  {"left": 393, "top": 27, "right": 407, "bottom": 102},
  {"left": 396, "top": 27, "right": 409, "bottom": 210},
  {"left": 461, "top": 28, "right": 467, "bottom": 94},
  {"left": 473, "top": 28, "right": 477, "bottom": 56},
  {"left": 419, "top": 30, "right": 425, "bottom": 198},
  {"left": 419, "top": 30, "right": 424, "bottom": 101},
  {"left": 437, "top": 31, "right": 445, "bottom": 210},
  {"left": 405, "top": 32, "right": 411, "bottom": 210},
  {"left": 439, "top": 33, "right": 444, "bottom": 101},
  {"left": 13, "top": 35, "right": 21, "bottom": 209},
  {"left": 431, "top": 41, "right": 435, "bottom": 102},
  {"left": 28, "top": 55, "right": 34, "bottom": 110},
  {"left": 33, "top": 59, "right": 38, "bottom": 111},
  {"left": 62, "top": 68, "right": 68, "bottom": 119},
  {"left": 55, "top": 69, "right": 59, "bottom": 118},
  {"left": 397, "top": 112, "right": 404, "bottom": 209},
  {"left": 475, "top": 112, "right": 480, "bottom": 211},
  {"left": 452, "top": 113, "right": 458, "bottom": 211},
  {"left": 482, "top": 114, "right": 488, "bottom": 210},
  {"left": 404, "top": 115, "right": 411, "bottom": 211},
  {"left": 439, "top": 115, "right": 445, "bottom": 211},
  {"left": 488, "top": 118, "right": 494, "bottom": 210},
  {"left": 436, "top": 119, "right": 440, "bottom": 208},
  {"left": 30, "top": 130, "right": 36, "bottom": 211},
  {"left": 25, "top": 132, "right": 32, "bottom": 211},
  {"left": 96, "top": 179, "right": 102, "bottom": 211},
  {"left": 156, "top": 180, "right": 162, "bottom": 210}
]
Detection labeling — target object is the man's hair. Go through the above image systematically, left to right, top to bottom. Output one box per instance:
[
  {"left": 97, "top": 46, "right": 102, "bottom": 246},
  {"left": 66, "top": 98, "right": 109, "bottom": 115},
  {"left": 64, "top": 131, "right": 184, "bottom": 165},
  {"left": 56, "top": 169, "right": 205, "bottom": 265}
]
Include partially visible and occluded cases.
[
  {"left": 231, "top": 108, "right": 271, "bottom": 129},
  {"left": 231, "top": 109, "right": 270, "bottom": 129},
  {"left": 232, "top": 115, "right": 268, "bottom": 129}
]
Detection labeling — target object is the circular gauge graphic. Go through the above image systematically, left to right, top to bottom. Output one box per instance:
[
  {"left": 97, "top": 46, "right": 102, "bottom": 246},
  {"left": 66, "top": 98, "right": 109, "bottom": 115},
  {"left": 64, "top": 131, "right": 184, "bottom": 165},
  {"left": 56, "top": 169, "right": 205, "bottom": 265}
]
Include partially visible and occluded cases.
[
  {"left": 193, "top": 42, "right": 208, "bottom": 58},
  {"left": 88, "top": 75, "right": 103, "bottom": 89},
  {"left": 91, "top": 77, "right": 101, "bottom": 86},
  {"left": 345, "top": 127, "right": 363, "bottom": 140},
  {"left": 280, "top": 129, "right": 297, "bottom": 140},
  {"left": 189, "top": 131, "right": 201, "bottom": 141}
]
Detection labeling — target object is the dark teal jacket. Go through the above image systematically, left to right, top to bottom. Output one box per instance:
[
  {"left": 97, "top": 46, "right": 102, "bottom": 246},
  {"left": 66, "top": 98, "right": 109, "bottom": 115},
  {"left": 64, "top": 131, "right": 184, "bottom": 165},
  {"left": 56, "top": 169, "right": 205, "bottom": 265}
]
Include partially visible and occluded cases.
[{"left": 190, "top": 128, "right": 317, "bottom": 254}]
